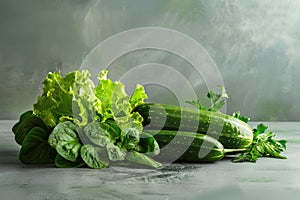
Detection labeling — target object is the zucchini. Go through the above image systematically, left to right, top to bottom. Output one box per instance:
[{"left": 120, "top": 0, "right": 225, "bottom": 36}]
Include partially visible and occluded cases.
[
  {"left": 134, "top": 103, "right": 253, "bottom": 149},
  {"left": 144, "top": 130, "right": 225, "bottom": 163}
]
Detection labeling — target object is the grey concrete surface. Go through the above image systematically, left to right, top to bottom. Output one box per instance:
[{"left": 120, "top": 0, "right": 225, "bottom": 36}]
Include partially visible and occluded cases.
[{"left": 1, "top": 121, "right": 300, "bottom": 200}]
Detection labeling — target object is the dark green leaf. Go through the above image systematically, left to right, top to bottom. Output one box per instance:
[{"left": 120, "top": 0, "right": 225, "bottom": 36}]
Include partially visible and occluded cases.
[
  {"left": 186, "top": 85, "right": 228, "bottom": 112},
  {"left": 207, "top": 86, "right": 229, "bottom": 112},
  {"left": 12, "top": 110, "right": 33, "bottom": 135},
  {"left": 232, "top": 111, "right": 250, "bottom": 123},
  {"left": 14, "top": 115, "right": 50, "bottom": 145},
  {"left": 102, "top": 120, "right": 122, "bottom": 141},
  {"left": 233, "top": 123, "right": 287, "bottom": 163},
  {"left": 254, "top": 123, "right": 268, "bottom": 136},
  {"left": 19, "top": 127, "right": 57, "bottom": 164},
  {"left": 121, "top": 128, "right": 140, "bottom": 150},
  {"left": 138, "top": 132, "right": 160, "bottom": 156},
  {"left": 55, "top": 154, "right": 85, "bottom": 168}
]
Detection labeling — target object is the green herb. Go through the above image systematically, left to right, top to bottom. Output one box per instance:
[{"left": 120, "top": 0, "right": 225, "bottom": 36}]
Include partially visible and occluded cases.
[
  {"left": 186, "top": 85, "right": 229, "bottom": 112},
  {"left": 186, "top": 87, "right": 287, "bottom": 163},
  {"left": 185, "top": 99, "right": 206, "bottom": 110},
  {"left": 232, "top": 111, "right": 250, "bottom": 123},
  {"left": 233, "top": 123, "right": 287, "bottom": 162}
]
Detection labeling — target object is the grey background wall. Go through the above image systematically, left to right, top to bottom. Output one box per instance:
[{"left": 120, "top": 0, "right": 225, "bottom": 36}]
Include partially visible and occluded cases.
[{"left": 0, "top": 0, "right": 299, "bottom": 121}]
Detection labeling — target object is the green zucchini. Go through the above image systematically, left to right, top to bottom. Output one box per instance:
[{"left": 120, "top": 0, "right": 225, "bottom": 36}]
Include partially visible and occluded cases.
[
  {"left": 134, "top": 103, "right": 253, "bottom": 149},
  {"left": 144, "top": 130, "right": 225, "bottom": 163}
]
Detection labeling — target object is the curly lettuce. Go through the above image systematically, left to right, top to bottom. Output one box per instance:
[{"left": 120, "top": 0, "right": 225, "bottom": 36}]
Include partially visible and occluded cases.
[
  {"left": 33, "top": 70, "right": 97, "bottom": 127},
  {"left": 94, "top": 70, "right": 147, "bottom": 131}
]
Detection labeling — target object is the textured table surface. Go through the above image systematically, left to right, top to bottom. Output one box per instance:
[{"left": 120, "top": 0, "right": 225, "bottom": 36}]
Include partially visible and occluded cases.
[{"left": 1, "top": 121, "right": 299, "bottom": 200}]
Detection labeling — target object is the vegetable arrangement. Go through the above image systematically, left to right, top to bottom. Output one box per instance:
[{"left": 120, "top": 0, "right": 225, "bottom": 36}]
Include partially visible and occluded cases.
[
  {"left": 12, "top": 70, "right": 287, "bottom": 169},
  {"left": 13, "top": 70, "right": 161, "bottom": 169}
]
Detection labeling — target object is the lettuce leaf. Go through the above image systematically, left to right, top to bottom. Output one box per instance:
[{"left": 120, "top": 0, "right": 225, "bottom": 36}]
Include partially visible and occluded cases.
[
  {"left": 33, "top": 70, "right": 96, "bottom": 127},
  {"left": 94, "top": 70, "right": 147, "bottom": 131}
]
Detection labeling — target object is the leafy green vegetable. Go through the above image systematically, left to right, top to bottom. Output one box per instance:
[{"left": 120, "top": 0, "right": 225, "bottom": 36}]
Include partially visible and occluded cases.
[
  {"left": 12, "top": 69, "right": 163, "bottom": 169},
  {"left": 33, "top": 70, "right": 96, "bottom": 127},
  {"left": 94, "top": 70, "right": 147, "bottom": 130},
  {"left": 130, "top": 84, "right": 148, "bottom": 109},
  {"left": 186, "top": 85, "right": 228, "bottom": 112},
  {"left": 206, "top": 86, "right": 229, "bottom": 111},
  {"left": 12, "top": 110, "right": 33, "bottom": 135},
  {"left": 232, "top": 111, "right": 250, "bottom": 123},
  {"left": 14, "top": 115, "right": 50, "bottom": 145},
  {"left": 101, "top": 120, "right": 122, "bottom": 142},
  {"left": 48, "top": 121, "right": 82, "bottom": 162},
  {"left": 83, "top": 122, "right": 110, "bottom": 147},
  {"left": 233, "top": 123, "right": 287, "bottom": 162},
  {"left": 19, "top": 127, "right": 57, "bottom": 164},
  {"left": 121, "top": 128, "right": 140, "bottom": 150},
  {"left": 137, "top": 132, "right": 160, "bottom": 157},
  {"left": 56, "top": 141, "right": 82, "bottom": 163},
  {"left": 106, "top": 143, "right": 126, "bottom": 161},
  {"left": 80, "top": 144, "right": 109, "bottom": 169},
  {"left": 126, "top": 151, "right": 163, "bottom": 169},
  {"left": 55, "top": 154, "right": 85, "bottom": 168}
]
